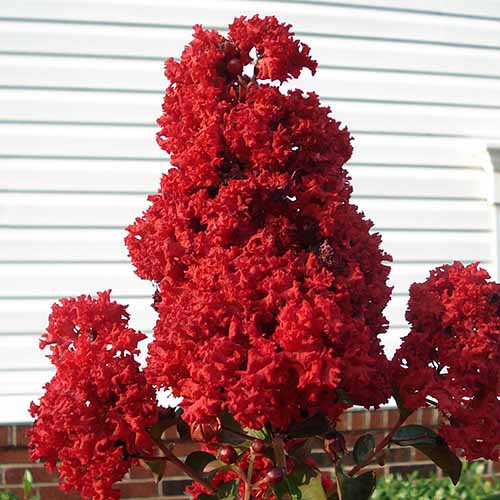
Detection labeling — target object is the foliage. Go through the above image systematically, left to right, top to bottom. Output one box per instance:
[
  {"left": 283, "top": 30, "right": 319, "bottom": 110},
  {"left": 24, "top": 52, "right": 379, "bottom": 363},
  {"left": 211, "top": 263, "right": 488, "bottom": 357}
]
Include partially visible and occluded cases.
[
  {"left": 372, "top": 463, "right": 500, "bottom": 500},
  {"left": 0, "top": 470, "right": 40, "bottom": 500}
]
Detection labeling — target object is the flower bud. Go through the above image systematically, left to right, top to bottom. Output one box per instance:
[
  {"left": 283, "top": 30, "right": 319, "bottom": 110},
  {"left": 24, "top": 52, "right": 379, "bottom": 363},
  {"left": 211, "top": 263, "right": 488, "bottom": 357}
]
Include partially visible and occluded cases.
[
  {"left": 190, "top": 420, "right": 221, "bottom": 442},
  {"left": 251, "top": 439, "right": 267, "bottom": 454},
  {"left": 219, "top": 445, "right": 238, "bottom": 464},
  {"left": 267, "top": 467, "right": 285, "bottom": 484}
]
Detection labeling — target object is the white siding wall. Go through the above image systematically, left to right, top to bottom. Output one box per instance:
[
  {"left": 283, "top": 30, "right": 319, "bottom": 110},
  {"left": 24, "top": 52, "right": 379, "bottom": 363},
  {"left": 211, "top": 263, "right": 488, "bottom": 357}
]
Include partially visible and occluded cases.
[{"left": 1, "top": 0, "right": 499, "bottom": 423}]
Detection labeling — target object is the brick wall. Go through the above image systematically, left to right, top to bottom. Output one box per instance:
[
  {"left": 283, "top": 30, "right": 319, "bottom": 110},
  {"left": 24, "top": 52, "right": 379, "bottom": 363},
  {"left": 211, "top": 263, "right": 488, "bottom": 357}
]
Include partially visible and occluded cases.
[{"left": 0, "top": 407, "right": 485, "bottom": 499}]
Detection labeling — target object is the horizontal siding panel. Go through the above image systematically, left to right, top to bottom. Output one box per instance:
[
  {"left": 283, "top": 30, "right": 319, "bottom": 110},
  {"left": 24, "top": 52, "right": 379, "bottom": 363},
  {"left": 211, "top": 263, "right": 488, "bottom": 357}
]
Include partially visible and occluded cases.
[
  {"left": 338, "top": 0, "right": 500, "bottom": 19},
  {"left": 3, "top": 1, "right": 500, "bottom": 48},
  {"left": 3, "top": 27, "right": 500, "bottom": 80},
  {"left": 0, "top": 49, "right": 500, "bottom": 97},
  {"left": 0, "top": 55, "right": 163, "bottom": 91},
  {"left": 2, "top": 89, "right": 500, "bottom": 138},
  {"left": 0, "top": 124, "right": 485, "bottom": 166},
  {"left": 0, "top": 124, "right": 162, "bottom": 158},
  {"left": 3, "top": 159, "right": 484, "bottom": 199},
  {"left": 3, "top": 159, "right": 166, "bottom": 192},
  {"left": 348, "top": 166, "right": 484, "bottom": 199},
  {"left": 1, "top": 192, "right": 149, "bottom": 226},
  {"left": 2, "top": 192, "right": 492, "bottom": 230},
  {"left": 355, "top": 198, "right": 491, "bottom": 231},
  {"left": 0, "top": 228, "right": 133, "bottom": 261},
  {"left": 1, "top": 228, "right": 491, "bottom": 263},
  {"left": 380, "top": 231, "right": 492, "bottom": 262},
  {"left": 0, "top": 260, "right": 493, "bottom": 299},
  {"left": 0, "top": 263, "right": 151, "bottom": 297},
  {"left": 384, "top": 295, "right": 408, "bottom": 328},
  {"left": 0, "top": 298, "right": 158, "bottom": 335},
  {"left": 381, "top": 326, "right": 409, "bottom": 357},
  {"left": 0, "top": 336, "right": 50, "bottom": 370},
  {"left": 0, "top": 370, "right": 54, "bottom": 396},
  {"left": 0, "top": 395, "right": 34, "bottom": 423}
]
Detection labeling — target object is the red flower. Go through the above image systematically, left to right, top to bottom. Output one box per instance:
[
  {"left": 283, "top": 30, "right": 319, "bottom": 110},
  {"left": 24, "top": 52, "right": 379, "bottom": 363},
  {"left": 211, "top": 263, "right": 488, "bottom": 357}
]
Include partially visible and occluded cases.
[
  {"left": 126, "top": 15, "right": 393, "bottom": 431},
  {"left": 392, "top": 262, "right": 500, "bottom": 460},
  {"left": 29, "top": 292, "right": 158, "bottom": 500}
]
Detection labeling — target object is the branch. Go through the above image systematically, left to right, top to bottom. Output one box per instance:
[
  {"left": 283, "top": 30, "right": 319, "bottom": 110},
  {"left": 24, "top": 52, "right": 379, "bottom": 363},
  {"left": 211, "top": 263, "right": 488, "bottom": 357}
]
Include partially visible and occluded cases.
[
  {"left": 348, "top": 412, "right": 411, "bottom": 477},
  {"left": 272, "top": 435, "right": 291, "bottom": 500},
  {"left": 157, "top": 441, "right": 216, "bottom": 492}
]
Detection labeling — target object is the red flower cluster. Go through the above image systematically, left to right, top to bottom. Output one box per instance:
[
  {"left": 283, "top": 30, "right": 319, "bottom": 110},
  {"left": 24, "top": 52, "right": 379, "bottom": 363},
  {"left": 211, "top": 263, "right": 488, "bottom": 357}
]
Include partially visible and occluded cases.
[
  {"left": 126, "top": 15, "right": 393, "bottom": 431},
  {"left": 392, "top": 263, "right": 500, "bottom": 460},
  {"left": 29, "top": 292, "right": 158, "bottom": 500}
]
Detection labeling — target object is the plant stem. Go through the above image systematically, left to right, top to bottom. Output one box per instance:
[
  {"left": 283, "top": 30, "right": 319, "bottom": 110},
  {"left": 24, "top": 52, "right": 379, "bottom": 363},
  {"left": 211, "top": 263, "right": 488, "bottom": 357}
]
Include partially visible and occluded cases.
[
  {"left": 348, "top": 412, "right": 411, "bottom": 477},
  {"left": 220, "top": 425, "right": 256, "bottom": 441},
  {"left": 272, "top": 435, "right": 291, "bottom": 500},
  {"left": 157, "top": 441, "right": 216, "bottom": 492},
  {"left": 244, "top": 453, "right": 255, "bottom": 500},
  {"left": 335, "top": 464, "right": 344, "bottom": 500}
]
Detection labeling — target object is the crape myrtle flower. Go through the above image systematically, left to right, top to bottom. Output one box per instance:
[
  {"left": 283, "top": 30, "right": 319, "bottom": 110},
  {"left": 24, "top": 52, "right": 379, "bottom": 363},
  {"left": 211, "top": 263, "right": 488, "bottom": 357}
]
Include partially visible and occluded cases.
[
  {"left": 126, "top": 15, "right": 393, "bottom": 431},
  {"left": 392, "top": 262, "right": 500, "bottom": 460},
  {"left": 29, "top": 292, "right": 158, "bottom": 500}
]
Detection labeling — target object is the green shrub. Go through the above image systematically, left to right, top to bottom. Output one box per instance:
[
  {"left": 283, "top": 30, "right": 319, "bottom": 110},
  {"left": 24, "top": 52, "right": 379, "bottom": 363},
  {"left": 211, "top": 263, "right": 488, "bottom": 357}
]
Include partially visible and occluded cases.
[
  {"left": 372, "top": 463, "right": 500, "bottom": 500},
  {"left": 0, "top": 470, "right": 40, "bottom": 500}
]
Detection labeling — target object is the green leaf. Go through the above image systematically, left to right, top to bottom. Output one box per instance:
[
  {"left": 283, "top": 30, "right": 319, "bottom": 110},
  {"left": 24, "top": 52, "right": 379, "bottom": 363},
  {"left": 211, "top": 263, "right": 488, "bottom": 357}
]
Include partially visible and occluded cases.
[
  {"left": 218, "top": 410, "right": 246, "bottom": 444},
  {"left": 287, "top": 413, "right": 330, "bottom": 438},
  {"left": 176, "top": 418, "right": 191, "bottom": 441},
  {"left": 391, "top": 425, "right": 462, "bottom": 485},
  {"left": 392, "top": 425, "right": 436, "bottom": 446},
  {"left": 353, "top": 434, "right": 375, "bottom": 466},
  {"left": 288, "top": 437, "right": 316, "bottom": 462},
  {"left": 414, "top": 438, "right": 462, "bottom": 485},
  {"left": 185, "top": 451, "right": 217, "bottom": 475},
  {"left": 139, "top": 458, "right": 166, "bottom": 481},
  {"left": 205, "top": 459, "right": 227, "bottom": 473},
  {"left": 273, "top": 463, "right": 327, "bottom": 500},
  {"left": 336, "top": 469, "right": 376, "bottom": 500},
  {"left": 23, "top": 470, "right": 33, "bottom": 498},
  {"left": 298, "top": 470, "right": 328, "bottom": 500},
  {"left": 217, "top": 479, "right": 240, "bottom": 500},
  {"left": 1, "top": 493, "right": 20, "bottom": 500},
  {"left": 198, "top": 494, "right": 217, "bottom": 500},
  {"left": 484, "top": 495, "right": 500, "bottom": 500}
]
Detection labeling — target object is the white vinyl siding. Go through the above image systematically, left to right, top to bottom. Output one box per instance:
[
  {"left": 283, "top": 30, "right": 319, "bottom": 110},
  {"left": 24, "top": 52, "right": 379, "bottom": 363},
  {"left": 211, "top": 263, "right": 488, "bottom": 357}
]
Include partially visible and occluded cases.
[{"left": 1, "top": 0, "right": 498, "bottom": 422}]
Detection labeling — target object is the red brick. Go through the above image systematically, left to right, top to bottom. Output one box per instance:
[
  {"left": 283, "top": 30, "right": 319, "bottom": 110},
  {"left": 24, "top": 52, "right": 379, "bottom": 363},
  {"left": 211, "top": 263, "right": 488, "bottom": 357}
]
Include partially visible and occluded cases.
[
  {"left": 420, "top": 407, "right": 438, "bottom": 427},
  {"left": 386, "top": 408, "right": 400, "bottom": 427},
  {"left": 369, "top": 410, "right": 385, "bottom": 430},
  {"left": 350, "top": 411, "right": 367, "bottom": 431},
  {"left": 336, "top": 412, "right": 350, "bottom": 432},
  {"left": 405, "top": 412, "right": 419, "bottom": 425},
  {"left": 15, "top": 426, "right": 31, "bottom": 447},
  {"left": 0, "top": 427, "right": 10, "bottom": 447},
  {"left": 0, "top": 447, "right": 30, "bottom": 463},
  {"left": 413, "top": 449, "right": 430, "bottom": 462},
  {"left": 4, "top": 464, "right": 57, "bottom": 485},
  {"left": 117, "top": 479, "right": 158, "bottom": 498},
  {"left": 36, "top": 485, "right": 82, "bottom": 500},
  {"left": 2, "top": 486, "right": 80, "bottom": 500}
]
